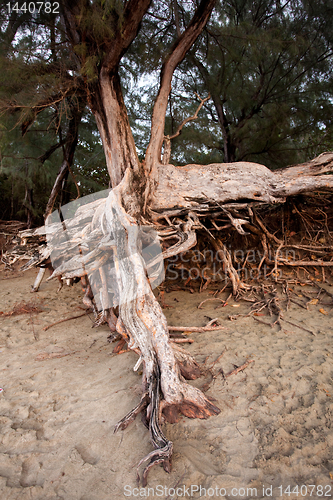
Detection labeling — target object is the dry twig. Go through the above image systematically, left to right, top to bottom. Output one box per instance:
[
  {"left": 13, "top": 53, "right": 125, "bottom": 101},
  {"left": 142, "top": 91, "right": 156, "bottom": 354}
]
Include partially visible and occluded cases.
[{"left": 43, "top": 311, "right": 90, "bottom": 331}]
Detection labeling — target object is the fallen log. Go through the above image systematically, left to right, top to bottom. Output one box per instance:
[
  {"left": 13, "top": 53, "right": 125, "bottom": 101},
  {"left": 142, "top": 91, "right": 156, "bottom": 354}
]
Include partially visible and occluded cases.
[{"left": 152, "top": 152, "right": 333, "bottom": 212}]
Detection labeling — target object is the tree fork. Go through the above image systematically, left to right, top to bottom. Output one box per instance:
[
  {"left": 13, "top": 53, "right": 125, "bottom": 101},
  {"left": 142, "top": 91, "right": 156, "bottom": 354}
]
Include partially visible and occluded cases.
[{"left": 90, "top": 70, "right": 142, "bottom": 188}]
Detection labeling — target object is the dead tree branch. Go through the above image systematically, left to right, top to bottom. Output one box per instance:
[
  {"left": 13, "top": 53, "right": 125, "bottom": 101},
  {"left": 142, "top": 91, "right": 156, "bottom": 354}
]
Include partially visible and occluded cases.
[{"left": 162, "top": 93, "right": 210, "bottom": 164}]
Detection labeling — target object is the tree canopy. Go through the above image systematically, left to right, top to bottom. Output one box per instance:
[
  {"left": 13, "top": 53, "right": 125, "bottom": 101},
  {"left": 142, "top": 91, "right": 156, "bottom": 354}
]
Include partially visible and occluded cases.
[
  {"left": 1, "top": 0, "right": 333, "bottom": 223},
  {"left": 125, "top": 0, "right": 333, "bottom": 167}
]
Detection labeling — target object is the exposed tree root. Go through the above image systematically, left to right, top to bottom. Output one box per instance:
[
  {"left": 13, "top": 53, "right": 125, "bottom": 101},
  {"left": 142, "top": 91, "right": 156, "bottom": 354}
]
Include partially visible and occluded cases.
[
  {"left": 10, "top": 158, "right": 333, "bottom": 484},
  {"left": 101, "top": 181, "right": 220, "bottom": 483},
  {"left": 42, "top": 311, "right": 90, "bottom": 331},
  {"left": 168, "top": 319, "right": 223, "bottom": 332},
  {"left": 170, "top": 337, "right": 194, "bottom": 344},
  {"left": 170, "top": 342, "right": 201, "bottom": 380},
  {"left": 112, "top": 361, "right": 218, "bottom": 486},
  {"left": 136, "top": 366, "right": 173, "bottom": 487},
  {"left": 114, "top": 391, "right": 149, "bottom": 433}
]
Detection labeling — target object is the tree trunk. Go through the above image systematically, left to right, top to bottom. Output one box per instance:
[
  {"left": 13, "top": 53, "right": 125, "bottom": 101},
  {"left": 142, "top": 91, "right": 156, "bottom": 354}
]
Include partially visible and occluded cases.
[
  {"left": 29, "top": 0, "right": 231, "bottom": 484},
  {"left": 31, "top": 0, "right": 333, "bottom": 486},
  {"left": 145, "top": 0, "right": 217, "bottom": 191},
  {"left": 81, "top": 57, "right": 221, "bottom": 480},
  {"left": 90, "top": 70, "right": 141, "bottom": 189},
  {"left": 44, "top": 97, "right": 86, "bottom": 219},
  {"left": 213, "top": 97, "right": 236, "bottom": 163},
  {"left": 152, "top": 152, "right": 333, "bottom": 213},
  {"left": 23, "top": 162, "right": 34, "bottom": 228},
  {"left": 105, "top": 175, "right": 220, "bottom": 416},
  {"left": 24, "top": 185, "right": 34, "bottom": 228}
]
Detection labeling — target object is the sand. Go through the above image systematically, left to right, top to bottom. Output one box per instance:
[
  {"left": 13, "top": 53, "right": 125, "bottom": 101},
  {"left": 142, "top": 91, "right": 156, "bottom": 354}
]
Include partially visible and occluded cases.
[{"left": 0, "top": 266, "right": 333, "bottom": 500}]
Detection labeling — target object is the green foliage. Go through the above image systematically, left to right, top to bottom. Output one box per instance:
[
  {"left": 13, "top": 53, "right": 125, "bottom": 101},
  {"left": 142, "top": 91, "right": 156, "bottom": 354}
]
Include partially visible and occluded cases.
[
  {"left": 1, "top": 0, "right": 333, "bottom": 224},
  {"left": 124, "top": 0, "right": 333, "bottom": 168},
  {"left": 186, "top": 0, "right": 333, "bottom": 167},
  {"left": 0, "top": 2, "right": 109, "bottom": 224},
  {"left": 0, "top": 104, "right": 108, "bottom": 223},
  {"left": 0, "top": 111, "right": 55, "bottom": 221}
]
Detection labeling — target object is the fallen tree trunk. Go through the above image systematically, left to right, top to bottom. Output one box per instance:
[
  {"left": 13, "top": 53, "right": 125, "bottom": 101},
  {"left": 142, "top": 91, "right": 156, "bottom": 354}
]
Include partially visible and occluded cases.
[{"left": 151, "top": 152, "right": 333, "bottom": 213}]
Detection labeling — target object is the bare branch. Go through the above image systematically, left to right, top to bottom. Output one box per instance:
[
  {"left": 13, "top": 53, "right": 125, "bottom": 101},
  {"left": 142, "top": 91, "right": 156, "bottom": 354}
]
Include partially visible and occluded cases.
[
  {"left": 19, "top": 87, "right": 78, "bottom": 135},
  {"left": 162, "top": 93, "right": 210, "bottom": 164},
  {"left": 169, "top": 93, "right": 210, "bottom": 141},
  {"left": 38, "top": 140, "right": 67, "bottom": 163}
]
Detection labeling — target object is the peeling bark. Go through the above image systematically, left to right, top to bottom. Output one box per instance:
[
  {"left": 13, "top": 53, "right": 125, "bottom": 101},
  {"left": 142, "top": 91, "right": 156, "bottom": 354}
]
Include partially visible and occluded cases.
[
  {"left": 90, "top": 71, "right": 141, "bottom": 188},
  {"left": 151, "top": 152, "right": 333, "bottom": 212},
  {"left": 106, "top": 176, "right": 220, "bottom": 415}
]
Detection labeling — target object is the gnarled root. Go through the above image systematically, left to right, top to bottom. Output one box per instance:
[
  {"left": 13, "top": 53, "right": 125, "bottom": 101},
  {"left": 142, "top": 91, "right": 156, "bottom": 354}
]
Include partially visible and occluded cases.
[
  {"left": 105, "top": 181, "right": 221, "bottom": 484},
  {"left": 209, "top": 236, "right": 249, "bottom": 295},
  {"left": 170, "top": 342, "right": 201, "bottom": 380},
  {"left": 114, "top": 360, "right": 219, "bottom": 486},
  {"left": 114, "top": 364, "right": 173, "bottom": 487},
  {"left": 137, "top": 365, "right": 173, "bottom": 487},
  {"left": 161, "top": 382, "right": 220, "bottom": 424},
  {"left": 114, "top": 391, "right": 149, "bottom": 433}
]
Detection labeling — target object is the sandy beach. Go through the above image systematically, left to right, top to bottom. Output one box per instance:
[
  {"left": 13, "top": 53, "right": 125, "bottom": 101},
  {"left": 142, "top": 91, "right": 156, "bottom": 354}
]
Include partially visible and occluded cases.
[{"left": 0, "top": 265, "right": 332, "bottom": 500}]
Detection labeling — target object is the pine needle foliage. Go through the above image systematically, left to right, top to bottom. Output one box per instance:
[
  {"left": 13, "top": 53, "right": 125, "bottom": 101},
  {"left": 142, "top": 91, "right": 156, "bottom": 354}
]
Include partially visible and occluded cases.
[{"left": 1, "top": 0, "right": 333, "bottom": 222}]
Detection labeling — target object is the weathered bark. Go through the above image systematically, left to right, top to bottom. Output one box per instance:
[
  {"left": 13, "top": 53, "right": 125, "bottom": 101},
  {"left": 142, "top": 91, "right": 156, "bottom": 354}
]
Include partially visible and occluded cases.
[
  {"left": 90, "top": 70, "right": 141, "bottom": 188},
  {"left": 151, "top": 152, "right": 333, "bottom": 213},
  {"left": 107, "top": 177, "right": 219, "bottom": 418}
]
